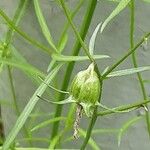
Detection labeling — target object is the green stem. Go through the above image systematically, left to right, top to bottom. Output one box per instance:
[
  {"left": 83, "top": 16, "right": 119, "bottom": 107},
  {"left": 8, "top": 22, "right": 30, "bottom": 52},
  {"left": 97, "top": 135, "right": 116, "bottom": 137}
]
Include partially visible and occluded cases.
[
  {"left": 4, "top": 0, "right": 32, "bottom": 146},
  {"left": 5, "top": 0, "right": 28, "bottom": 45},
  {"left": 50, "top": 0, "right": 97, "bottom": 143},
  {"left": 57, "top": 0, "right": 84, "bottom": 50},
  {"left": 60, "top": 0, "right": 94, "bottom": 62},
  {"left": 130, "top": 0, "right": 150, "bottom": 137},
  {"left": 0, "top": 9, "right": 52, "bottom": 55},
  {"left": 102, "top": 32, "right": 150, "bottom": 79},
  {"left": 7, "top": 66, "right": 20, "bottom": 116},
  {"left": 7, "top": 66, "right": 32, "bottom": 145},
  {"left": 80, "top": 81, "right": 103, "bottom": 150},
  {"left": 97, "top": 100, "right": 150, "bottom": 116}
]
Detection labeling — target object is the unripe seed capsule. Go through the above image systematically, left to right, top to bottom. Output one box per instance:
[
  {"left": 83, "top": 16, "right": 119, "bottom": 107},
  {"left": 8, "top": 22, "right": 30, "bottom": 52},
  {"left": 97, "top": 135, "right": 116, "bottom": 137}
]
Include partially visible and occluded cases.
[{"left": 70, "top": 63, "right": 100, "bottom": 117}]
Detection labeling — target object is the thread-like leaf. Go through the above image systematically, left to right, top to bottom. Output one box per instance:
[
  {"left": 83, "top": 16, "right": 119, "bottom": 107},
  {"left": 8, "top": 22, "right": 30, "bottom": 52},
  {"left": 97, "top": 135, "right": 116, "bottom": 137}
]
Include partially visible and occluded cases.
[
  {"left": 33, "top": 0, "right": 57, "bottom": 52},
  {"left": 101, "top": 0, "right": 131, "bottom": 32},
  {"left": 0, "top": 8, "right": 51, "bottom": 54},
  {"left": 89, "top": 23, "right": 102, "bottom": 55},
  {"left": 57, "top": 33, "right": 68, "bottom": 52},
  {"left": 0, "top": 58, "right": 45, "bottom": 78},
  {"left": 2, "top": 64, "right": 62, "bottom": 150},
  {"left": 37, "top": 95, "right": 76, "bottom": 105},
  {"left": 96, "top": 102, "right": 134, "bottom": 113},
  {"left": 117, "top": 116, "right": 143, "bottom": 147},
  {"left": 31, "top": 117, "right": 66, "bottom": 132},
  {"left": 92, "top": 128, "right": 119, "bottom": 134}
]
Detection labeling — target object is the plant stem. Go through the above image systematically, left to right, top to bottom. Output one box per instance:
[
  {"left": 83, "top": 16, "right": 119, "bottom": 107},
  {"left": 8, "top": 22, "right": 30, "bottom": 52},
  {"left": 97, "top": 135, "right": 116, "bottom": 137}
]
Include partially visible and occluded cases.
[
  {"left": 4, "top": 0, "right": 32, "bottom": 146},
  {"left": 5, "top": 0, "right": 28, "bottom": 45},
  {"left": 50, "top": 0, "right": 97, "bottom": 142},
  {"left": 57, "top": 0, "right": 84, "bottom": 49},
  {"left": 60, "top": 0, "right": 94, "bottom": 62},
  {"left": 130, "top": 0, "right": 150, "bottom": 137},
  {"left": 81, "top": 2, "right": 150, "bottom": 149},
  {"left": 0, "top": 9, "right": 52, "bottom": 55},
  {"left": 81, "top": 17, "right": 150, "bottom": 150},
  {"left": 102, "top": 32, "right": 150, "bottom": 79},
  {"left": 7, "top": 66, "right": 32, "bottom": 143},
  {"left": 7, "top": 67, "right": 20, "bottom": 116},
  {"left": 80, "top": 81, "right": 103, "bottom": 150},
  {"left": 97, "top": 100, "right": 150, "bottom": 116}
]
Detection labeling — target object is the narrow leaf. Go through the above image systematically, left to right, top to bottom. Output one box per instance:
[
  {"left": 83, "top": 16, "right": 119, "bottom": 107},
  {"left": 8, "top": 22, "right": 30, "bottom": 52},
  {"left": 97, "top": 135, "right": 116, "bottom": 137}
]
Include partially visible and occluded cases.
[
  {"left": 33, "top": 0, "right": 57, "bottom": 52},
  {"left": 101, "top": 0, "right": 131, "bottom": 32},
  {"left": 0, "top": 8, "right": 51, "bottom": 54},
  {"left": 89, "top": 22, "right": 102, "bottom": 55},
  {"left": 57, "top": 33, "right": 68, "bottom": 52},
  {"left": 11, "top": 46, "right": 47, "bottom": 87},
  {"left": 52, "top": 53, "right": 110, "bottom": 62},
  {"left": 0, "top": 58, "right": 45, "bottom": 78},
  {"left": 47, "top": 59, "right": 56, "bottom": 72},
  {"left": 2, "top": 64, "right": 62, "bottom": 150},
  {"left": 101, "top": 66, "right": 109, "bottom": 75},
  {"left": 106, "top": 66, "right": 150, "bottom": 78},
  {"left": 37, "top": 95, "right": 76, "bottom": 105},
  {"left": 96, "top": 102, "right": 133, "bottom": 113},
  {"left": 117, "top": 116, "right": 143, "bottom": 147},
  {"left": 31, "top": 117, "right": 66, "bottom": 132},
  {"left": 92, "top": 128, "right": 119, "bottom": 134}
]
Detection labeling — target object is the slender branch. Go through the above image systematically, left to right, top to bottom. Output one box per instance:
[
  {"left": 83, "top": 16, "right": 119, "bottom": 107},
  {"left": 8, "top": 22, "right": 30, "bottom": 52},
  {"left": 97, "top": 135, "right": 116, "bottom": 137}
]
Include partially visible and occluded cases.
[
  {"left": 3, "top": 0, "right": 32, "bottom": 146},
  {"left": 5, "top": 0, "right": 28, "bottom": 45},
  {"left": 50, "top": 0, "right": 97, "bottom": 143},
  {"left": 57, "top": 0, "right": 84, "bottom": 50},
  {"left": 60, "top": 0, "right": 94, "bottom": 62},
  {"left": 130, "top": 0, "right": 150, "bottom": 136},
  {"left": 57, "top": 1, "right": 102, "bottom": 149},
  {"left": 0, "top": 9, "right": 52, "bottom": 54},
  {"left": 102, "top": 32, "right": 150, "bottom": 79},
  {"left": 7, "top": 66, "right": 20, "bottom": 116},
  {"left": 7, "top": 67, "right": 32, "bottom": 143},
  {"left": 80, "top": 81, "right": 103, "bottom": 150},
  {"left": 97, "top": 100, "right": 150, "bottom": 116}
]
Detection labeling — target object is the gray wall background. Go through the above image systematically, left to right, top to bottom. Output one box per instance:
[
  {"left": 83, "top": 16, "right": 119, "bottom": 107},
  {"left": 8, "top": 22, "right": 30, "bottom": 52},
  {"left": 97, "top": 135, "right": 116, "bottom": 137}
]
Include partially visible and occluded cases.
[{"left": 0, "top": 0, "right": 150, "bottom": 149}]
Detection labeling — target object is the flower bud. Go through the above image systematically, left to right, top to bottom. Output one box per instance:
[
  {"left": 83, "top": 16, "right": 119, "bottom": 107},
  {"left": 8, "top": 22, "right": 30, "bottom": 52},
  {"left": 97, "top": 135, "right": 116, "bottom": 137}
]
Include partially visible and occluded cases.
[{"left": 70, "top": 63, "right": 100, "bottom": 117}]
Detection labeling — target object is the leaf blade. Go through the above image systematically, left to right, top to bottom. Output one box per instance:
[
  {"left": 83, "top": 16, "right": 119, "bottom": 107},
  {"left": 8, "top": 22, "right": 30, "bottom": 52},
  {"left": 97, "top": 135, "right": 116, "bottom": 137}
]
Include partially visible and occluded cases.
[
  {"left": 33, "top": 0, "right": 57, "bottom": 52},
  {"left": 101, "top": 0, "right": 131, "bottom": 32},
  {"left": 89, "top": 22, "right": 102, "bottom": 55},
  {"left": 52, "top": 54, "right": 110, "bottom": 62},
  {"left": 2, "top": 64, "right": 62, "bottom": 150},
  {"left": 106, "top": 66, "right": 150, "bottom": 78},
  {"left": 31, "top": 117, "right": 66, "bottom": 132}
]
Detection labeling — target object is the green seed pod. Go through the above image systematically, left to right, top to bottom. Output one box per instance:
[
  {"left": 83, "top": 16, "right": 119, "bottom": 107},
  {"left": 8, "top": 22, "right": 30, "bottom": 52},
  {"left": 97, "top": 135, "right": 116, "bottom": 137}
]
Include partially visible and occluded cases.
[{"left": 70, "top": 63, "right": 100, "bottom": 117}]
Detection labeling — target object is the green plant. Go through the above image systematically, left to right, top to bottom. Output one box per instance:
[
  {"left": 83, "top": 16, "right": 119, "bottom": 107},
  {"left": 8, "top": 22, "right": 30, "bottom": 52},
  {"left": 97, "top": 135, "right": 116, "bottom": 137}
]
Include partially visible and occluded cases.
[{"left": 0, "top": 0, "right": 150, "bottom": 149}]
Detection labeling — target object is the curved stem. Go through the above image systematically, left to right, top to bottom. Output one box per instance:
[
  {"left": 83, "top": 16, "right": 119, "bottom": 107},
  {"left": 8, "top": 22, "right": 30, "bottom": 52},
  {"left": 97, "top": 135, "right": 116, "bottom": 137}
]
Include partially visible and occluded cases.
[
  {"left": 50, "top": 0, "right": 97, "bottom": 143},
  {"left": 130, "top": 0, "right": 150, "bottom": 136}
]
